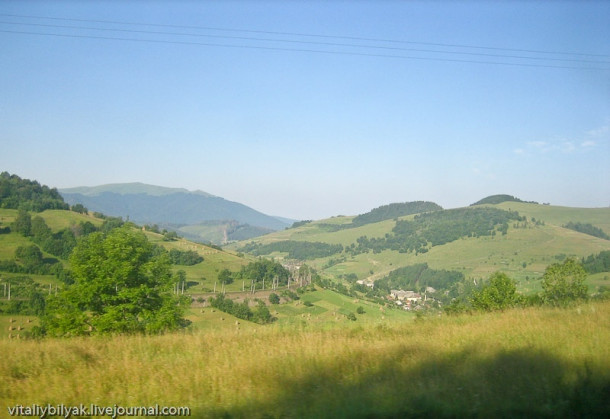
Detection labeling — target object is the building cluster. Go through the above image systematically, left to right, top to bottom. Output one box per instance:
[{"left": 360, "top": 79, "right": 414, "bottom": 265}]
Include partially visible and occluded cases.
[{"left": 388, "top": 287, "right": 437, "bottom": 310}]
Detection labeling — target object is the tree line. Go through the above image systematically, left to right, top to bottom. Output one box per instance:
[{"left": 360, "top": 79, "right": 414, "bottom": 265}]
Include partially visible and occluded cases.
[
  {"left": 0, "top": 172, "right": 69, "bottom": 212},
  {"left": 347, "top": 207, "right": 523, "bottom": 256},
  {"left": 563, "top": 221, "right": 609, "bottom": 240},
  {"left": 239, "top": 240, "right": 343, "bottom": 260}
]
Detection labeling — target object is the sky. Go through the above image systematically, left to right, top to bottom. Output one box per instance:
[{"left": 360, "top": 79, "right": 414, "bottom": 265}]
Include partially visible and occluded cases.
[{"left": 1, "top": 1, "right": 609, "bottom": 220}]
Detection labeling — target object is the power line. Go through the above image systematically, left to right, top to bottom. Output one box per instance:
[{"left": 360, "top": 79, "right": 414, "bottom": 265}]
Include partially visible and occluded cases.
[
  {"left": 1, "top": 12, "right": 608, "bottom": 59},
  {"left": 2, "top": 20, "right": 608, "bottom": 66},
  {"left": 3, "top": 28, "right": 608, "bottom": 71}
]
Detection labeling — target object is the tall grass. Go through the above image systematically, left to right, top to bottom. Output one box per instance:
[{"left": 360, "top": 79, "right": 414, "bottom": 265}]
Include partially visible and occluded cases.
[{"left": 2, "top": 302, "right": 609, "bottom": 417}]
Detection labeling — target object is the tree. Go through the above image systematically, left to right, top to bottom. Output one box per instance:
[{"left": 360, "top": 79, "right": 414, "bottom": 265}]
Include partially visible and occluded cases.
[
  {"left": 71, "top": 203, "right": 88, "bottom": 214},
  {"left": 12, "top": 209, "right": 31, "bottom": 236},
  {"left": 42, "top": 227, "right": 189, "bottom": 336},
  {"left": 15, "top": 244, "right": 44, "bottom": 270},
  {"left": 542, "top": 258, "right": 588, "bottom": 306},
  {"left": 218, "top": 268, "right": 234, "bottom": 285},
  {"left": 470, "top": 272, "right": 518, "bottom": 311},
  {"left": 269, "top": 293, "right": 280, "bottom": 304},
  {"left": 253, "top": 300, "right": 273, "bottom": 324}
]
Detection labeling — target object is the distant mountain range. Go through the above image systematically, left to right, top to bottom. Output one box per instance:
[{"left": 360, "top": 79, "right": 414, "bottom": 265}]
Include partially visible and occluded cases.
[{"left": 60, "top": 183, "right": 294, "bottom": 243}]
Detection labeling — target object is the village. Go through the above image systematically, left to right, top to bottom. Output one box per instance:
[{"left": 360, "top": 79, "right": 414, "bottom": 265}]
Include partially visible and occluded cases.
[{"left": 356, "top": 280, "right": 439, "bottom": 310}]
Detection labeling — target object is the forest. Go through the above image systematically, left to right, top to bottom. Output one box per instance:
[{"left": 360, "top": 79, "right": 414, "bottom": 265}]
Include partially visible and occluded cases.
[
  {"left": 0, "top": 172, "right": 69, "bottom": 211},
  {"left": 347, "top": 207, "right": 524, "bottom": 255},
  {"left": 564, "top": 221, "right": 610, "bottom": 240},
  {"left": 239, "top": 240, "right": 343, "bottom": 260}
]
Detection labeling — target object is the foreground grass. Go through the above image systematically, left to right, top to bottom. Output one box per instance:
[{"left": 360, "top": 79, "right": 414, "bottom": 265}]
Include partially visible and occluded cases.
[{"left": 2, "top": 302, "right": 609, "bottom": 418}]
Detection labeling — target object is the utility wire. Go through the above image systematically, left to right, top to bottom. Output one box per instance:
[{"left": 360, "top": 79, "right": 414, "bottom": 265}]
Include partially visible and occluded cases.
[
  {"left": 1, "top": 12, "right": 608, "bottom": 59},
  {"left": 2, "top": 20, "right": 608, "bottom": 65},
  {"left": 3, "top": 28, "right": 608, "bottom": 71}
]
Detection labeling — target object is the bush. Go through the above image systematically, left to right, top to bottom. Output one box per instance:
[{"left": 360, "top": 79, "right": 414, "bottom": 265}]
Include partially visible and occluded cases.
[{"left": 269, "top": 293, "right": 280, "bottom": 305}]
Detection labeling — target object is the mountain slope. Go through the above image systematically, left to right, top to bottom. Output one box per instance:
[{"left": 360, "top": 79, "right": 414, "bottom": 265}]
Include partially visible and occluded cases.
[
  {"left": 60, "top": 183, "right": 289, "bottom": 233},
  {"left": 231, "top": 201, "right": 610, "bottom": 290}
]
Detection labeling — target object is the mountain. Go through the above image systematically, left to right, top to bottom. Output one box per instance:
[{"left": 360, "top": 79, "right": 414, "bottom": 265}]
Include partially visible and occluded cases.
[{"left": 60, "top": 183, "right": 290, "bottom": 242}]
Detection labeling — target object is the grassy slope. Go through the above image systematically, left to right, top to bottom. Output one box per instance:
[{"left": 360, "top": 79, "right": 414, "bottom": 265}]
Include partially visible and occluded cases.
[
  {"left": 231, "top": 204, "right": 610, "bottom": 288},
  {"left": 142, "top": 231, "right": 251, "bottom": 292},
  {"left": 2, "top": 301, "right": 608, "bottom": 417}
]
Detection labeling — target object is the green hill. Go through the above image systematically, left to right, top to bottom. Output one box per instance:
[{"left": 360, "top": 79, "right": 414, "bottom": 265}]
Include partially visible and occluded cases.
[
  {"left": 471, "top": 194, "right": 536, "bottom": 206},
  {"left": 231, "top": 202, "right": 610, "bottom": 296}
]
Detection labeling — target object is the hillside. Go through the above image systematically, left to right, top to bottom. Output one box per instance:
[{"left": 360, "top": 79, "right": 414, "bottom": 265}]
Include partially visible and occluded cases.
[
  {"left": 60, "top": 183, "right": 291, "bottom": 243},
  {"left": 231, "top": 201, "right": 610, "bottom": 296}
]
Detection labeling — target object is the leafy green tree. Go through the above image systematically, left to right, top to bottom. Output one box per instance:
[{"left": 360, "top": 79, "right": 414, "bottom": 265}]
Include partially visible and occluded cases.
[
  {"left": 71, "top": 203, "right": 88, "bottom": 214},
  {"left": 12, "top": 209, "right": 31, "bottom": 236},
  {"left": 31, "top": 215, "right": 52, "bottom": 240},
  {"left": 42, "top": 227, "right": 189, "bottom": 336},
  {"left": 15, "top": 244, "right": 44, "bottom": 270},
  {"left": 542, "top": 258, "right": 588, "bottom": 306},
  {"left": 218, "top": 268, "right": 234, "bottom": 285},
  {"left": 470, "top": 272, "right": 518, "bottom": 311},
  {"left": 269, "top": 293, "right": 280, "bottom": 304},
  {"left": 253, "top": 300, "right": 273, "bottom": 324}
]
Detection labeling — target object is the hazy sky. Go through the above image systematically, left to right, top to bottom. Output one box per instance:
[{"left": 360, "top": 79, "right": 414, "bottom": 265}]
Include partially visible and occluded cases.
[{"left": 1, "top": 1, "right": 609, "bottom": 220}]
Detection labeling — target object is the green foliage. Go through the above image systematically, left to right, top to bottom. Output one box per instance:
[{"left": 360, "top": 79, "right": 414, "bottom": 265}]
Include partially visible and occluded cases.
[
  {"left": 0, "top": 172, "right": 69, "bottom": 211},
  {"left": 470, "top": 194, "right": 533, "bottom": 206},
  {"left": 351, "top": 201, "right": 443, "bottom": 227},
  {"left": 70, "top": 203, "right": 88, "bottom": 214},
  {"left": 349, "top": 207, "right": 522, "bottom": 255},
  {"left": 12, "top": 209, "right": 32, "bottom": 236},
  {"left": 29, "top": 215, "right": 78, "bottom": 260},
  {"left": 289, "top": 220, "right": 312, "bottom": 229},
  {"left": 563, "top": 221, "right": 609, "bottom": 240},
  {"left": 42, "top": 227, "right": 189, "bottom": 336},
  {"left": 162, "top": 230, "right": 179, "bottom": 241},
  {"left": 240, "top": 240, "right": 343, "bottom": 260},
  {"left": 15, "top": 244, "right": 44, "bottom": 270},
  {"left": 168, "top": 249, "right": 203, "bottom": 266},
  {"left": 582, "top": 251, "right": 610, "bottom": 274},
  {"left": 236, "top": 259, "right": 290, "bottom": 285},
  {"left": 542, "top": 259, "right": 588, "bottom": 307},
  {"left": 375, "top": 263, "right": 464, "bottom": 295},
  {"left": 218, "top": 268, "right": 234, "bottom": 285},
  {"left": 470, "top": 272, "right": 518, "bottom": 311},
  {"left": 0, "top": 277, "right": 47, "bottom": 315},
  {"left": 281, "top": 290, "right": 299, "bottom": 301},
  {"left": 269, "top": 293, "right": 280, "bottom": 304},
  {"left": 208, "top": 294, "right": 275, "bottom": 323},
  {"left": 252, "top": 300, "right": 273, "bottom": 324},
  {"left": 356, "top": 306, "right": 365, "bottom": 314},
  {"left": 346, "top": 312, "right": 357, "bottom": 321}
]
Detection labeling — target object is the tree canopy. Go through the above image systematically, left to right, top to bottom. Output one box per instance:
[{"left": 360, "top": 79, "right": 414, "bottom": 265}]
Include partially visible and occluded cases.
[
  {"left": 0, "top": 172, "right": 69, "bottom": 211},
  {"left": 42, "top": 227, "right": 189, "bottom": 336},
  {"left": 541, "top": 258, "right": 588, "bottom": 307},
  {"left": 470, "top": 272, "right": 518, "bottom": 311}
]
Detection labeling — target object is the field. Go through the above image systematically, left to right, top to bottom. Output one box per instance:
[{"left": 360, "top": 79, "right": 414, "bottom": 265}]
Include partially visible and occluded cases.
[{"left": 1, "top": 301, "right": 608, "bottom": 417}]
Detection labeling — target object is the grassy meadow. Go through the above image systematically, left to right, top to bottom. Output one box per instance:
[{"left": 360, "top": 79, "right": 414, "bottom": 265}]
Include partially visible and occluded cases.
[{"left": 2, "top": 301, "right": 609, "bottom": 417}]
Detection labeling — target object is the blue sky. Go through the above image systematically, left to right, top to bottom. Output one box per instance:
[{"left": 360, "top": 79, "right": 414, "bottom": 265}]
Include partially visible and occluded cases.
[{"left": 1, "top": 1, "right": 609, "bottom": 220}]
